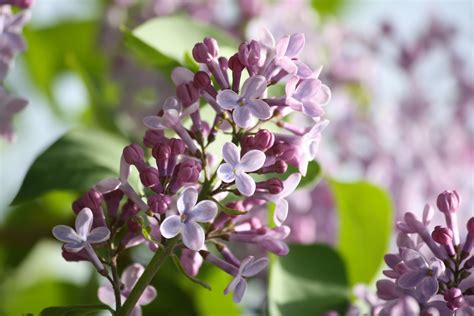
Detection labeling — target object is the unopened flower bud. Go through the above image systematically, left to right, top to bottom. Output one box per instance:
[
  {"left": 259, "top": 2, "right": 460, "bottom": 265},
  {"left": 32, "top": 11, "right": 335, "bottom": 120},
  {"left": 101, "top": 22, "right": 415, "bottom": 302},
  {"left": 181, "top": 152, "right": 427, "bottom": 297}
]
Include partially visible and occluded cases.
[
  {"left": 193, "top": 37, "right": 219, "bottom": 63},
  {"left": 203, "top": 37, "right": 219, "bottom": 58},
  {"left": 238, "top": 40, "right": 261, "bottom": 67},
  {"left": 228, "top": 53, "right": 245, "bottom": 72},
  {"left": 218, "top": 57, "right": 228, "bottom": 71},
  {"left": 194, "top": 71, "right": 211, "bottom": 89},
  {"left": 176, "top": 83, "right": 200, "bottom": 106},
  {"left": 254, "top": 129, "right": 274, "bottom": 151},
  {"left": 143, "top": 130, "right": 165, "bottom": 148},
  {"left": 169, "top": 138, "right": 186, "bottom": 155},
  {"left": 152, "top": 143, "right": 171, "bottom": 161},
  {"left": 123, "top": 144, "right": 144, "bottom": 165},
  {"left": 259, "top": 160, "right": 288, "bottom": 174},
  {"left": 140, "top": 167, "right": 160, "bottom": 187},
  {"left": 256, "top": 178, "right": 283, "bottom": 194},
  {"left": 83, "top": 188, "right": 103, "bottom": 210},
  {"left": 437, "top": 190, "right": 460, "bottom": 214},
  {"left": 148, "top": 194, "right": 171, "bottom": 214},
  {"left": 467, "top": 217, "right": 474, "bottom": 232},
  {"left": 432, "top": 226, "right": 453, "bottom": 245},
  {"left": 180, "top": 249, "right": 203, "bottom": 277},
  {"left": 464, "top": 256, "right": 474, "bottom": 269},
  {"left": 444, "top": 288, "right": 465, "bottom": 311}
]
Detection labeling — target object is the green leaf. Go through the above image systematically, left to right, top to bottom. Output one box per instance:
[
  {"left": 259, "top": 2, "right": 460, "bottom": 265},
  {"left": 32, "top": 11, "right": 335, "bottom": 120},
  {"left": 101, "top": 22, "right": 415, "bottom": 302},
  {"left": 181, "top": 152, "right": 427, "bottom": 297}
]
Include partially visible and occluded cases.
[
  {"left": 311, "top": 0, "right": 347, "bottom": 16},
  {"left": 126, "top": 15, "right": 238, "bottom": 75},
  {"left": 12, "top": 128, "right": 129, "bottom": 204},
  {"left": 328, "top": 179, "right": 393, "bottom": 286},
  {"left": 269, "top": 244, "right": 350, "bottom": 316},
  {"left": 171, "top": 254, "right": 212, "bottom": 290},
  {"left": 40, "top": 305, "right": 112, "bottom": 316}
]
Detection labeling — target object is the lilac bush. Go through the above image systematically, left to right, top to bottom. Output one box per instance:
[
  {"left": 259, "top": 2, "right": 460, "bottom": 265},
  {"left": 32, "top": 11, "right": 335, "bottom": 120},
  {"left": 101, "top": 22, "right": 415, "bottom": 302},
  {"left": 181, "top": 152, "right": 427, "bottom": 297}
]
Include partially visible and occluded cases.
[{"left": 51, "top": 30, "right": 330, "bottom": 314}]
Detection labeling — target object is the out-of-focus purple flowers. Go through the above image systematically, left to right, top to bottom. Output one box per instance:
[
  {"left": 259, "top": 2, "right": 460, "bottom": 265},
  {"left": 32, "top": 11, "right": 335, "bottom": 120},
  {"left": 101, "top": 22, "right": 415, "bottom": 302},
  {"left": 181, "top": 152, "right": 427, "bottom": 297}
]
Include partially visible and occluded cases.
[{"left": 0, "top": 3, "right": 31, "bottom": 141}]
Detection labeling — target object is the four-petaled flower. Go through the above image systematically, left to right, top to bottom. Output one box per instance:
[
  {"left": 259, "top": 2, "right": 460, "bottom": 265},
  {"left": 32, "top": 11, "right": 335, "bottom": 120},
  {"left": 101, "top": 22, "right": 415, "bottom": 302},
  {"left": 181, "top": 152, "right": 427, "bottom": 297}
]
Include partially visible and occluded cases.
[
  {"left": 274, "top": 33, "right": 313, "bottom": 78},
  {"left": 216, "top": 76, "right": 272, "bottom": 128},
  {"left": 285, "top": 76, "right": 331, "bottom": 117},
  {"left": 217, "top": 142, "right": 265, "bottom": 196},
  {"left": 267, "top": 173, "right": 301, "bottom": 226},
  {"left": 160, "top": 187, "right": 217, "bottom": 251},
  {"left": 52, "top": 207, "right": 110, "bottom": 271},
  {"left": 397, "top": 248, "right": 445, "bottom": 297},
  {"left": 224, "top": 256, "right": 268, "bottom": 303},
  {"left": 98, "top": 263, "right": 157, "bottom": 316}
]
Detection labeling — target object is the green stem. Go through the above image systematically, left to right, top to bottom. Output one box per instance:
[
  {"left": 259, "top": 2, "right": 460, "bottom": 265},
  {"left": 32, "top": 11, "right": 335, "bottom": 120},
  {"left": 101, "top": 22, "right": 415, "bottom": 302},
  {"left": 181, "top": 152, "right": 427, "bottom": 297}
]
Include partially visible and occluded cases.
[{"left": 115, "top": 238, "right": 179, "bottom": 316}]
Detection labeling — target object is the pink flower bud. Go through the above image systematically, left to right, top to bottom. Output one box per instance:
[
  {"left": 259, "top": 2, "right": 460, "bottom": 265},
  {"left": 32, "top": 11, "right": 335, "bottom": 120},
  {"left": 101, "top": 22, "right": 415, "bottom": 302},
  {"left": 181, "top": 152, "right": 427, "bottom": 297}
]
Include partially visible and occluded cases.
[
  {"left": 203, "top": 37, "right": 219, "bottom": 58},
  {"left": 193, "top": 38, "right": 219, "bottom": 63},
  {"left": 238, "top": 40, "right": 261, "bottom": 67},
  {"left": 228, "top": 53, "right": 245, "bottom": 72},
  {"left": 218, "top": 56, "right": 228, "bottom": 71},
  {"left": 194, "top": 71, "right": 211, "bottom": 89},
  {"left": 176, "top": 83, "right": 199, "bottom": 106},
  {"left": 253, "top": 129, "right": 275, "bottom": 151},
  {"left": 143, "top": 130, "right": 166, "bottom": 148},
  {"left": 169, "top": 138, "right": 186, "bottom": 155},
  {"left": 152, "top": 143, "right": 171, "bottom": 161},
  {"left": 123, "top": 144, "right": 144, "bottom": 165},
  {"left": 140, "top": 167, "right": 160, "bottom": 187},
  {"left": 256, "top": 178, "right": 283, "bottom": 194},
  {"left": 436, "top": 190, "right": 460, "bottom": 214},
  {"left": 148, "top": 194, "right": 171, "bottom": 214},
  {"left": 467, "top": 217, "right": 474, "bottom": 232},
  {"left": 431, "top": 226, "right": 453, "bottom": 245},
  {"left": 180, "top": 249, "right": 203, "bottom": 277},
  {"left": 444, "top": 288, "right": 465, "bottom": 311}
]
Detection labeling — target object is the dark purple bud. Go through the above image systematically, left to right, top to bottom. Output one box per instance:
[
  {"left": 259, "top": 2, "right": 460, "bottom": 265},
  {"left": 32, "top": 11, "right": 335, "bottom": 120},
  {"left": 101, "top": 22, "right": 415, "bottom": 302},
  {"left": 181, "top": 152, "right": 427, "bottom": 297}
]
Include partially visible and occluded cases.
[
  {"left": 192, "top": 37, "right": 219, "bottom": 63},
  {"left": 203, "top": 37, "right": 219, "bottom": 57},
  {"left": 238, "top": 40, "right": 261, "bottom": 67},
  {"left": 228, "top": 53, "right": 245, "bottom": 72},
  {"left": 218, "top": 57, "right": 228, "bottom": 71},
  {"left": 194, "top": 71, "right": 211, "bottom": 89},
  {"left": 176, "top": 83, "right": 200, "bottom": 107},
  {"left": 253, "top": 129, "right": 275, "bottom": 151},
  {"left": 143, "top": 130, "right": 166, "bottom": 148},
  {"left": 169, "top": 138, "right": 186, "bottom": 155},
  {"left": 272, "top": 141, "right": 297, "bottom": 161},
  {"left": 152, "top": 143, "right": 171, "bottom": 161},
  {"left": 123, "top": 144, "right": 144, "bottom": 165},
  {"left": 259, "top": 160, "right": 288, "bottom": 174},
  {"left": 140, "top": 167, "right": 160, "bottom": 187},
  {"left": 256, "top": 178, "right": 283, "bottom": 194},
  {"left": 83, "top": 188, "right": 103, "bottom": 210},
  {"left": 104, "top": 190, "right": 123, "bottom": 219},
  {"left": 437, "top": 190, "right": 461, "bottom": 214},
  {"left": 148, "top": 194, "right": 171, "bottom": 214},
  {"left": 119, "top": 200, "right": 140, "bottom": 225},
  {"left": 226, "top": 201, "right": 245, "bottom": 212},
  {"left": 467, "top": 217, "right": 474, "bottom": 232},
  {"left": 431, "top": 226, "right": 453, "bottom": 245},
  {"left": 62, "top": 246, "right": 89, "bottom": 262},
  {"left": 464, "top": 256, "right": 474, "bottom": 269},
  {"left": 444, "top": 288, "right": 464, "bottom": 310}
]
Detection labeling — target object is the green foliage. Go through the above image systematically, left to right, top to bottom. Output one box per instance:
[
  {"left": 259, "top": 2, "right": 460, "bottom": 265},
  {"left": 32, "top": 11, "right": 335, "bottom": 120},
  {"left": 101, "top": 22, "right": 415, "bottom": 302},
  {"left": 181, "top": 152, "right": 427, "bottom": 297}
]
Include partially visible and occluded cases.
[
  {"left": 311, "top": 0, "right": 347, "bottom": 16},
  {"left": 126, "top": 15, "right": 238, "bottom": 76},
  {"left": 13, "top": 128, "right": 129, "bottom": 204},
  {"left": 328, "top": 179, "right": 393, "bottom": 286},
  {"left": 268, "top": 244, "right": 350, "bottom": 316},
  {"left": 40, "top": 305, "right": 112, "bottom": 316}
]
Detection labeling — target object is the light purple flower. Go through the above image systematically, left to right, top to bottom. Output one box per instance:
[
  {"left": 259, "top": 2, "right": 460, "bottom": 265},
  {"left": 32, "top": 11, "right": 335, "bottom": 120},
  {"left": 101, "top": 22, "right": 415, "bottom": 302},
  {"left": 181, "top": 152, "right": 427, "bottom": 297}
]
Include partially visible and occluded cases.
[
  {"left": 274, "top": 33, "right": 313, "bottom": 78},
  {"left": 216, "top": 75, "right": 271, "bottom": 128},
  {"left": 285, "top": 76, "right": 331, "bottom": 117},
  {"left": 0, "top": 89, "right": 27, "bottom": 141},
  {"left": 143, "top": 96, "right": 198, "bottom": 130},
  {"left": 217, "top": 142, "right": 265, "bottom": 196},
  {"left": 267, "top": 173, "right": 301, "bottom": 226},
  {"left": 160, "top": 187, "right": 217, "bottom": 251},
  {"left": 52, "top": 208, "right": 110, "bottom": 271},
  {"left": 257, "top": 226, "right": 291, "bottom": 255},
  {"left": 397, "top": 248, "right": 445, "bottom": 298},
  {"left": 224, "top": 256, "right": 268, "bottom": 303},
  {"left": 98, "top": 263, "right": 157, "bottom": 316}
]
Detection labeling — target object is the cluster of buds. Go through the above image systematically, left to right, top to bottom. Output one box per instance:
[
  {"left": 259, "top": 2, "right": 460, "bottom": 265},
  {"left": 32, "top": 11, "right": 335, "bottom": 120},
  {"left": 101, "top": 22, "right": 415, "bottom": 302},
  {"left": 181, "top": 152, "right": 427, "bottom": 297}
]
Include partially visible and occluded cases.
[
  {"left": 0, "top": 0, "right": 32, "bottom": 142},
  {"left": 52, "top": 29, "right": 330, "bottom": 313},
  {"left": 371, "top": 190, "right": 474, "bottom": 315}
]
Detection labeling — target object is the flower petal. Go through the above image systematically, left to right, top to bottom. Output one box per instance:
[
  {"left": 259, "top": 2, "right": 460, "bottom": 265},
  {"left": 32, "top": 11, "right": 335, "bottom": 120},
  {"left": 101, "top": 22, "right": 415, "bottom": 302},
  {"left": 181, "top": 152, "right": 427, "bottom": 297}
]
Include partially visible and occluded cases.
[
  {"left": 286, "top": 33, "right": 305, "bottom": 58},
  {"left": 275, "top": 35, "right": 290, "bottom": 58},
  {"left": 277, "top": 56, "right": 297, "bottom": 74},
  {"left": 294, "top": 60, "right": 313, "bottom": 79},
  {"left": 171, "top": 67, "right": 194, "bottom": 85},
  {"left": 241, "top": 76, "right": 267, "bottom": 99},
  {"left": 285, "top": 76, "right": 298, "bottom": 97},
  {"left": 294, "top": 78, "right": 320, "bottom": 100},
  {"left": 315, "top": 84, "right": 331, "bottom": 106},
  {"left": 216, "top": 90, "right": 239, "bottom": 110},
  {"left": 163, "top": 96, "right": 182, "bottom": 112},
  {"left": 247, "top": 99, "right": 272, "bottom": 120},
  {"left": 302, "top": 100, "right": 325, "bottom": 117},
  {"left": 233, "top": 106, "right": 253, "bottom": 128},
  {"left": 143, "top": 116, "right": 166, "bottom": 130},
  {"left": 222, "top": 142, "right": 240, "bottom": 166},
  {"left": 239, "top": 150, "right": 265, "bottom": 172},
  {"left": 217, "top": 163, "right": 236, "bottom": 183},
  {"left": 235, "top": 172, "right": 256, "bottom": 196},
  {"left": 279, "top": 173, "right": 301, "bottom": 198},
  {"left": 95, "top": 178, "right": 121, "bottom": 194},
  {"left": 177, "top": 187, "right": 198, "bottom": 214},
  {"left": 273, "top": 198, "right": 289, "bottom": 226},
  {"left": 191, "top": 200, "right": 218, "bottom": 223},
  {"left": 75, "top": 208, "right": 93, "bottom": 240},
  {"left": 160, "top": 215, "right": 183, "bottom": 239},
  {"left": 182, "top": 221, "right": 205, "bottom": 251},
  {"left": 52, "top": 225, "right": 81, "bottom": 243},
  {"left": 87, "top": 226, "right": 111, "bottom": 244},
  {"left": 63, "top": 241, "right": 86, "bottom": 253},
  {"left": 401, "top": 248, "right": 428, "bottom": 270},
  {"left": 242, "top": 257, "right": 268, "bottom": 277},
  {"left": 122, "top": 263, "right": 144, "bottom": 290},
  {"left": 398, "top": 270, "right": 427, "bottom": 288},
  {"left": 224, "top": 275, "right": 242, "bottom": 295},
  {"left": 420, "top": 277, "right": 438, "bottom": 298},
  {"left": 233, "top": 278, "right": 247, "bottom": 303},
  {"left": 97, "top": 284, "right": 117, "bottom": 305},
  {"left": 138, "top": 285, "right": 157, "bottom": 305},
  {"left": 130, "top": 307, "right": 142, "bottom": 316}
]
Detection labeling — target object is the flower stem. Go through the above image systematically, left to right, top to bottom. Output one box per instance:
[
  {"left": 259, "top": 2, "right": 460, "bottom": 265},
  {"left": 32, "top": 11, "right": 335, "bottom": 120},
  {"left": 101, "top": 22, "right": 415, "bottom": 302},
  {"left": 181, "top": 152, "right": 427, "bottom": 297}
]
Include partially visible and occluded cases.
[{"left": 116, "top": 238, "right": 179, "bottom": 316}]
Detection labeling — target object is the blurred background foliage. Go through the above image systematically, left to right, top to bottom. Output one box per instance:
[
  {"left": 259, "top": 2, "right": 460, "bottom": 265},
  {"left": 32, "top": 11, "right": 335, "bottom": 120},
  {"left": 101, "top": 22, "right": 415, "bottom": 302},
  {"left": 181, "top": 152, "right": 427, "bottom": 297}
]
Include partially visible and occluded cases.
[{"left": 0, "top": 0, "right": 472, "bottom": 315}]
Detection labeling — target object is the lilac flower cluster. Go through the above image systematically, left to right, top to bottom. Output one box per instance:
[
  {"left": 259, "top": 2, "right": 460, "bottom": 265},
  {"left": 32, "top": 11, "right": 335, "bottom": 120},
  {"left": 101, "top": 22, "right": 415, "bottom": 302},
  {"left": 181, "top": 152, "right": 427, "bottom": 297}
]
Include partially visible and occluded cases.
[
  {"left": 0, "top": 1, "right": 32, "bottom": 142},
  {"left": 52, "top": 30, "right": 330, "bottom": 314},
  {"left": 371, "top": 190, "right": 474, "bottom": 315}
]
